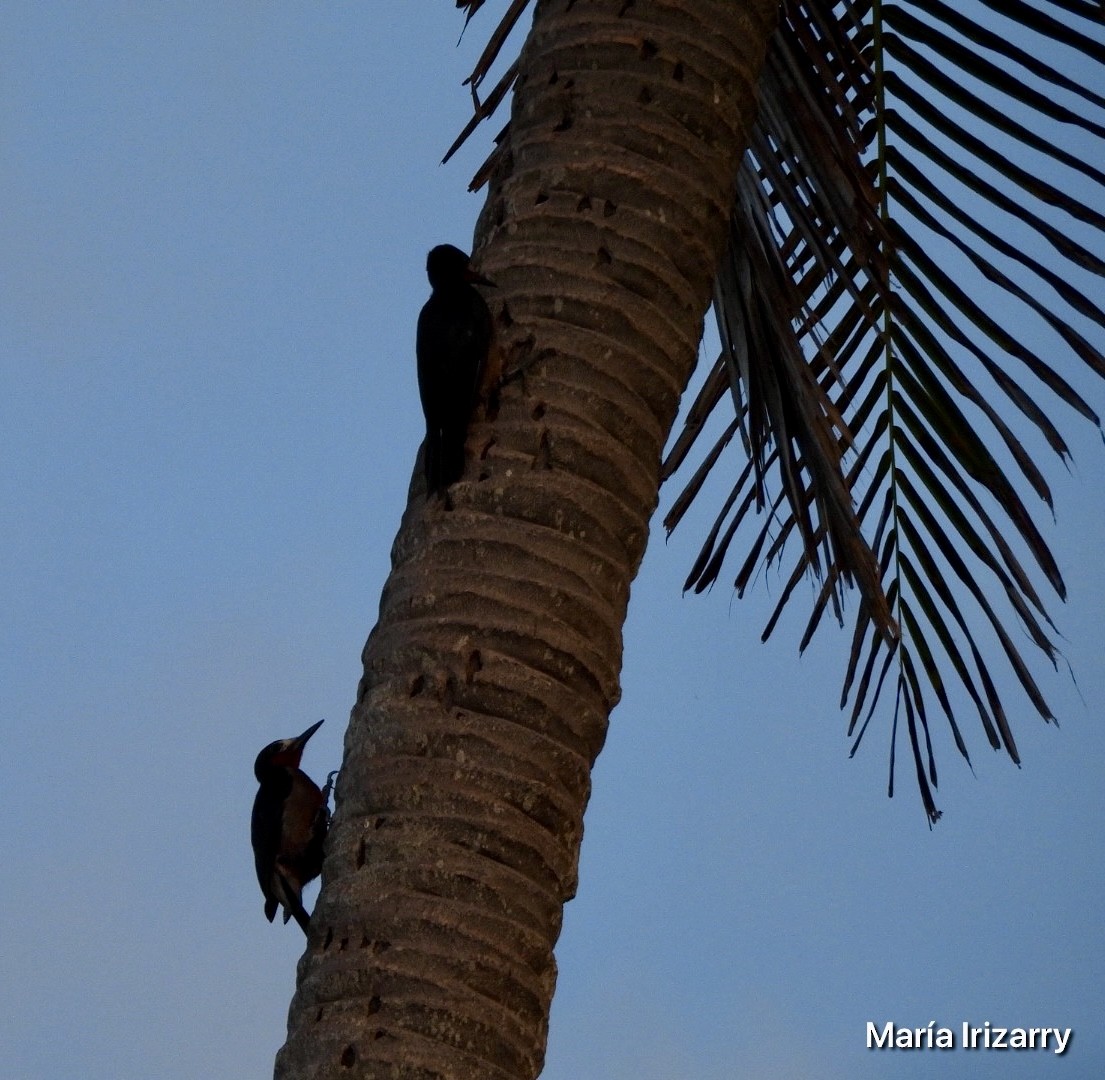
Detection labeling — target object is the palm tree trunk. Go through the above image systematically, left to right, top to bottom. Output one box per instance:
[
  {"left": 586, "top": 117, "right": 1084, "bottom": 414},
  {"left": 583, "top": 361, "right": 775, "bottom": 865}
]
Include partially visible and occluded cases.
[{"left": 276, "top": 2, "right": 778, "bottom": 1076}]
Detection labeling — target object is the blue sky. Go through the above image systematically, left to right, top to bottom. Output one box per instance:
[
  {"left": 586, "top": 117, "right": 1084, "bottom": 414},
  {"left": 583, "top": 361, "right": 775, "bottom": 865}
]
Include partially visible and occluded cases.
[{"left": 2, "top": 5, "right": 1103, "bottom": 1078}]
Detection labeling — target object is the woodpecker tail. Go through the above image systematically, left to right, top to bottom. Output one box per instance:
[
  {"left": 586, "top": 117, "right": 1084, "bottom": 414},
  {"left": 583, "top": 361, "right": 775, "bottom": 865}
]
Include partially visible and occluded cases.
[
  {"left": 439, "top": 423, "right": 466, "bottom": 490},
  {"left": 424, "top": 425, "right": 466, "bottom": 497},
  {"left": 424, "top": 427, "right": 442, "bottom": 496},
  {"left": 275, "top": 867, "right": 312, "bottom": 935}
]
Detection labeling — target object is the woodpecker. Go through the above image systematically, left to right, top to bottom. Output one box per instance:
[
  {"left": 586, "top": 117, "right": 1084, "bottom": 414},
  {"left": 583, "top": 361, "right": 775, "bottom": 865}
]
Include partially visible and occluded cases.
[
  {"left": 416, "top": 243, "right": 495, "bottom": 497},
  {"left": 251, "top": 718, "right": 330, "bottom": 934}
]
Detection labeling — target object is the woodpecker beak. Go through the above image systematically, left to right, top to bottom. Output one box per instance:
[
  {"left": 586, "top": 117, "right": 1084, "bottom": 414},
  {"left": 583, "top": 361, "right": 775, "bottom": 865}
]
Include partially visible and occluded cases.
[{"left": 292, "top": 718, "right": 325, "bottom": 751}]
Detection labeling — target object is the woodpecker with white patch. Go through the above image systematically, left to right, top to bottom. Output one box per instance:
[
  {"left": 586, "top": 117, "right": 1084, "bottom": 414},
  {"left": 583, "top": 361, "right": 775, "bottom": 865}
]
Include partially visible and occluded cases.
[{"left": 251, "top": 719, "right": 331, "bottom": 934}]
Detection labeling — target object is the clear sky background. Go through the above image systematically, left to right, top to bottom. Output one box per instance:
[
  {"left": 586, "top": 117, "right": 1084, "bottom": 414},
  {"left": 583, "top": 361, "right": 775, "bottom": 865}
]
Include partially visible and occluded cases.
[{"left": 2, "top": 5, "right": 1103, "bottom": 1079}]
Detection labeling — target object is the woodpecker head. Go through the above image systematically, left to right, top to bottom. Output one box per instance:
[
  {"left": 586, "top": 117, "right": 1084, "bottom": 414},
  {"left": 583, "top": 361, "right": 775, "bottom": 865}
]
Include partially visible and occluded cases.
[
  {"left": 425, "top": 244, "right": 494, "bottom": 290},
  {"left": 253, "top": 718, "right": 324, "bottom": 781}
]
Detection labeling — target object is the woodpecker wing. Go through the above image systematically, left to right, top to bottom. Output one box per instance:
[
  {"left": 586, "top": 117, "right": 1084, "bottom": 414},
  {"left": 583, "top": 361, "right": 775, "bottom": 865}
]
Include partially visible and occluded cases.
[
  {"left": 416, "top": 285, "right": 493, "bottom": 493},
  {"left": 416, "top": 288, "right": 493, "bottom": 422},
  {"left": 251, "top": 767, "right": 327, "bottom": 927},
  {"left": 251, "top": 769, "right": 293, "bottom": 921}
]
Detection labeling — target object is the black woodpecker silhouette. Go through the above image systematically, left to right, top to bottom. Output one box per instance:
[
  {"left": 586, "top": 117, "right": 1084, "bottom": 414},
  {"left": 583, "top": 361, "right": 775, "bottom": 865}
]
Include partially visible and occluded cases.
[
  {"left": 416, "top": 243, "right": 494, "bottom": 497},
  {"left": 251, "top": 718, "right": 330, "bottom": 934}
]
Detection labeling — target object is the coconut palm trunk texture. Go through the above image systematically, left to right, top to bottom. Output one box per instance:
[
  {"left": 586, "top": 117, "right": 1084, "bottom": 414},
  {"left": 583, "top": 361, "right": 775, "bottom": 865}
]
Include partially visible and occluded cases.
[{"left": 276, "top": 2, "right": 779, "bottom": 1077}]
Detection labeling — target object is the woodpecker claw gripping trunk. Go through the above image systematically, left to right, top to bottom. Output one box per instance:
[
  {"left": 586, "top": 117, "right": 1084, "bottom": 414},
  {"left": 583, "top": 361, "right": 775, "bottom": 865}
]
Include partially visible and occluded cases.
[{"left": 276, "top": 3, "right": 778, "bottom": 1077}]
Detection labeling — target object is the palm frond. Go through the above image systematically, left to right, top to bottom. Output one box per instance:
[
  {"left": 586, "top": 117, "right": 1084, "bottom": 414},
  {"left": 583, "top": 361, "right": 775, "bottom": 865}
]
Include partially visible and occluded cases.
[{"left": 663, "top": 0, "right": 1105, "bottom": 822}]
